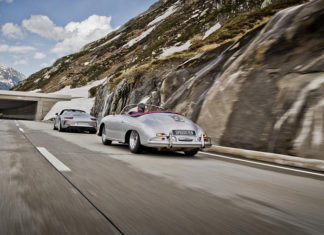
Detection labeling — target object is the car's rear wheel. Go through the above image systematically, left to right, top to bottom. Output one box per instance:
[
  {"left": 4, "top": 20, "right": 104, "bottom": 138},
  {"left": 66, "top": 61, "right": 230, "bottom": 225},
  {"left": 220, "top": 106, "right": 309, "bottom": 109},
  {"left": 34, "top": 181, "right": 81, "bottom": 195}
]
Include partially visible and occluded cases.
[
  {"left": 58, "top": 120, "right": 65, "bottom": 132},
  {"left": 53, "top": 121, "right": 57, "bottom": 130},
  {"left": 101, "top": 126, "right": 112, "bottom": 145},
  {"left": 129, "top": 130, "right": 142, "bottom": 153},
  {"left": 184, "top": 149, "right": 199, "bottom": 156}
]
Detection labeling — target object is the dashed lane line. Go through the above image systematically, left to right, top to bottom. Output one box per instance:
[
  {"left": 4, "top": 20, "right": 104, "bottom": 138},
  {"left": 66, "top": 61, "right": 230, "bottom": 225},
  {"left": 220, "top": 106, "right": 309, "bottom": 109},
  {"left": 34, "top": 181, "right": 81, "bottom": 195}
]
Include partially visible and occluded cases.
[
  {"left": 19, "top": 128, "right": 24, "bottom": 133},
  {"left": 37, "top": 147, "right": 71, "bottom": 172}
]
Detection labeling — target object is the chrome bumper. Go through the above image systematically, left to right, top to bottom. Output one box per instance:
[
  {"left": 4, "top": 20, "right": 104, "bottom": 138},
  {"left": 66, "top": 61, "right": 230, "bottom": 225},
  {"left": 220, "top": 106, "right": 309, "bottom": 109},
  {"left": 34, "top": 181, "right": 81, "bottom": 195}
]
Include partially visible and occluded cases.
[{"left": 146, "top": 134, "right": 211, "bottom": 149}]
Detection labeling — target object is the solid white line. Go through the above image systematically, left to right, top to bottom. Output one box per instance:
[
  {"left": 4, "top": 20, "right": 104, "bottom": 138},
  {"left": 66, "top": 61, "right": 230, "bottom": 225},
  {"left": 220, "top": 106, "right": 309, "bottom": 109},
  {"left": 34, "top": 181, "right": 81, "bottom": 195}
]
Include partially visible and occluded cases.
[
  {"left": 19, "top": 128, "right": 24, "bottom": 133},
  {"left": 37, "top": 147, "right": 71, "bottom": 172},
  {"left": 200, "top": 151, "right": 324, "bottom": 177}
]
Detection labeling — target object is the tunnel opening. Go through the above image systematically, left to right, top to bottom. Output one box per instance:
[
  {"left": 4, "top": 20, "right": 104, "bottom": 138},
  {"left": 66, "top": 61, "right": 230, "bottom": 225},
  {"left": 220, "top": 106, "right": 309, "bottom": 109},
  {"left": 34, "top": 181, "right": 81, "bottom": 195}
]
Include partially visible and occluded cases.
[{"left": 0, "top": 99, "right": 38, "bottom": 120}]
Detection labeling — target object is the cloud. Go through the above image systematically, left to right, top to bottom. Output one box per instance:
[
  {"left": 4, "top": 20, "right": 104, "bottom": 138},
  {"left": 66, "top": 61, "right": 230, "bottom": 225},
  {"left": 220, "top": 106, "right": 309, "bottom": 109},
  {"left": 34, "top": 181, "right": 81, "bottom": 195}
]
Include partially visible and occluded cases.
[
  {"left": 0, "top": 0, "right": 13, "bottom": 3},
  {"left": 21, "top": 14, "right": 113, "bottom": 56},
  {"left": 22, "top": 15, "right": 67, "bottom": 40},
  {"left": 52, "top": 15, "right": 114, "bottom": 56},
  {"left": 1, "top": 23, "right": 24, "bottom": 39},
  {"left": 0, "top": 44, "right": 35, "bottom": 53},
  {"left": 34, "top": 52, "right": 46, "bottom": 59},
  {"left": 14, "top": 59, "right": 28, "bottom": 65}
]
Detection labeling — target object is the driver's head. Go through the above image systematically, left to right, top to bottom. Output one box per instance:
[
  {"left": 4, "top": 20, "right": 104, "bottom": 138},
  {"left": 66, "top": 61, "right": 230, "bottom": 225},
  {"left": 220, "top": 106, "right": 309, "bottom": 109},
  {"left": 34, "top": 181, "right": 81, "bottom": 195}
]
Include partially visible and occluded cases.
[{"left": 137, "top": 103, "right": 145, "bottom": 112}]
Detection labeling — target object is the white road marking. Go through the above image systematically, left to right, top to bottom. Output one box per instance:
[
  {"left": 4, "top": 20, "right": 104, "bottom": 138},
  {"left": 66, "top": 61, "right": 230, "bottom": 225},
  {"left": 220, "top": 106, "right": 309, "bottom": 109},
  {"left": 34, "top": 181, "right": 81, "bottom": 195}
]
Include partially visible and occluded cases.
[
  {"left": 14, "top": 120, "right": 19, "bottom": 127},
  {"left": 19, "top": 128, "right": 24, "bottom": 133},
  {"left": 37, "top": 147, "right": 71, "bottom": 172},
  {"left": 200, "top": 152, "right": 324, "bottom": 177}
]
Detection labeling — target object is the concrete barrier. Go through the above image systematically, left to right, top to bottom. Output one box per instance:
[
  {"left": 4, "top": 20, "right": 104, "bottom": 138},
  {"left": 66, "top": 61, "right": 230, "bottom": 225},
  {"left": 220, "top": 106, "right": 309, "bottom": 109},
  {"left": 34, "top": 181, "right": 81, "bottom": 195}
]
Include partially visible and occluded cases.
[{"left": 206, "top": 145, "right": 324, "bottom": 172}]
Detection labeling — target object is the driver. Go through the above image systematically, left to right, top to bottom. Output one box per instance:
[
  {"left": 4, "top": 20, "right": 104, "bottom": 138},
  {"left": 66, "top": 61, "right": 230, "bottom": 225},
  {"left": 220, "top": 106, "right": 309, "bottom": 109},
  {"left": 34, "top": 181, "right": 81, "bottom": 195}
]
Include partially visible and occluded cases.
[{"left": 130, "top": 103, "right": 145, "bottom": 115}]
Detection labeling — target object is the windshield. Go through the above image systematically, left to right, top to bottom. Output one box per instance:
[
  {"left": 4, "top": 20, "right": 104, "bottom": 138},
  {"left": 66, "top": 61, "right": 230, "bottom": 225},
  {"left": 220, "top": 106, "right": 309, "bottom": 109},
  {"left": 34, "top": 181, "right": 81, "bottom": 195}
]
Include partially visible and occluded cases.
[
  {"left": 120, "top": 104, "right": 166, "bottom": 115},
  {"left": 62, "top": 110, "right": 86, "bottom": 115}
]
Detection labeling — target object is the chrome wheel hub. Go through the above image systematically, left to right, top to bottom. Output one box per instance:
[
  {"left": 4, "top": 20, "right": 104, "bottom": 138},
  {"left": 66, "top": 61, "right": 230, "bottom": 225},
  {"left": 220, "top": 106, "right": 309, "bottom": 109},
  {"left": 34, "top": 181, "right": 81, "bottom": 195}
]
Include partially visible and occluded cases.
[{"left": 129, "top": 131, "right": 137, "bottom": 149}]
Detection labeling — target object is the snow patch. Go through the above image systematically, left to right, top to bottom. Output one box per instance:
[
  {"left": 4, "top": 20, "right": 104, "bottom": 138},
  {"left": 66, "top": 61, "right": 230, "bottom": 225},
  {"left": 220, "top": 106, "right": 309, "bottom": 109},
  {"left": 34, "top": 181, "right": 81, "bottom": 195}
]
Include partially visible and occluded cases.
[
  {"left": 148, "top": 3, "right": 179, "bottom": 26},
  {"left": 203, "top": 23, "right": 221, "bottom": 40},
  {"left": 123, "top": 26, "right": 156, "bottom": 48},
  {"left": 96, "top": 34, "right": 121, "bottom": 49},
  {"left": 160, "top": 40, "right": 191, "bottom": 58},
  {"left": 52, "top": 77, "right": 106, "bottom": 98},
  {"left": 43, "top": 78, "right": 107, "bottom": 120},
  {"left": 44, "top": 98, "right": 95, "bottom": 121}
]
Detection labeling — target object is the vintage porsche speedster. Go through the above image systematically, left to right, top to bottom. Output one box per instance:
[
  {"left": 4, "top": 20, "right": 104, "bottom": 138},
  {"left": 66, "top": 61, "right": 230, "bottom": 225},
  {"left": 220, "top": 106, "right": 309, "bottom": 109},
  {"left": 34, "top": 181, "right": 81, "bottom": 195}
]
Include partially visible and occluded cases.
[{"left": 98, "top": 105, "right": 211, "bottom": 156}]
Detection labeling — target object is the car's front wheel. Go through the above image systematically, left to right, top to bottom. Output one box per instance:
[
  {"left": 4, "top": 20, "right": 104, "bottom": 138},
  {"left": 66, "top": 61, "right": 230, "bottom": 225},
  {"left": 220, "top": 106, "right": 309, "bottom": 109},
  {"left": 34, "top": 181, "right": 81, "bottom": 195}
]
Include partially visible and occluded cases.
[
  {"left": 101, "top": 126, "right": 112, "bottom": 145},
  {"left": 129, "top": 130, "right": 142, "bottom": 153},
  {"left": 184, "top": 149, "right": 199, "bottom": 156}
]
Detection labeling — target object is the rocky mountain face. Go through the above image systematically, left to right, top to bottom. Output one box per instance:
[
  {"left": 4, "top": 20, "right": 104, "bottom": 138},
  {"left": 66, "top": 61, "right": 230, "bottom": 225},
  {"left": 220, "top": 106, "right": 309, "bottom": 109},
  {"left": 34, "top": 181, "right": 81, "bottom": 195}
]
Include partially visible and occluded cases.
[
  {"left": 13, "top": 0, "right": 324, "bottom": 160},
  {"left": 0, "top": 65, "right": 25, "bottom": 90}
]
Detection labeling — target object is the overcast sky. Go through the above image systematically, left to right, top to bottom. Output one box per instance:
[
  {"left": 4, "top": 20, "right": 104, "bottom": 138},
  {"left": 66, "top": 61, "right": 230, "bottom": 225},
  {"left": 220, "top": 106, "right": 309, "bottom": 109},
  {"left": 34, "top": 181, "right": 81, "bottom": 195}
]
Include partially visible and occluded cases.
[{"left": 0, "top": 0, "right": 157, "bottom": 76}]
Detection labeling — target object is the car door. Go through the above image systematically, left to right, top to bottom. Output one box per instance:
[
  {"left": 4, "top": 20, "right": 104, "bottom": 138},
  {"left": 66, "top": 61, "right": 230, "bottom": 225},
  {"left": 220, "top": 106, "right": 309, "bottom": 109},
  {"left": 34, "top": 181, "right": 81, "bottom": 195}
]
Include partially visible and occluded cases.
[{"left": 106, "top": 115, "right": 123, "bottom": 141}]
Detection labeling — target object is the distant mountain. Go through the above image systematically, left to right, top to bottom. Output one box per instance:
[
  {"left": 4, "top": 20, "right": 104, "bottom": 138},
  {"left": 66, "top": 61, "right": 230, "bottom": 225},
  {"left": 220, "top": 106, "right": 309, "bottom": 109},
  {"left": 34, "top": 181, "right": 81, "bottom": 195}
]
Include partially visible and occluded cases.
[{"left": 0, "top": 65, "right": 26, "bottom": 90}]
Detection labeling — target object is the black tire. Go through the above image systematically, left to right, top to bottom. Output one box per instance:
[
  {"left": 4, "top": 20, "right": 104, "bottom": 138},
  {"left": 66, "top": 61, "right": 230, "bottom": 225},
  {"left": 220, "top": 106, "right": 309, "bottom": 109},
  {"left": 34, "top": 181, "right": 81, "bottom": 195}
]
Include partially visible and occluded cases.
[
  {"left": 58, "top": 120, "right": 65, "bottom": 132},
  {"left": 101, "top": 126, "right": 112, "bottom": 145},
  {"left": 129, "top": 130, "right": 142, "bottom": 153},
  {"left": 184, "top": 149, "right": 199, "bottom": 156}
]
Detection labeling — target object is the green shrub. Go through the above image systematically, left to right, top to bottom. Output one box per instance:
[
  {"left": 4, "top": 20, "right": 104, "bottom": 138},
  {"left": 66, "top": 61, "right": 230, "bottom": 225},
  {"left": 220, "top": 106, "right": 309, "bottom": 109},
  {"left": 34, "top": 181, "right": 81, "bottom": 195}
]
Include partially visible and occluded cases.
[{"left": 89, "top": 85, "right": 100, "bottom": 97}]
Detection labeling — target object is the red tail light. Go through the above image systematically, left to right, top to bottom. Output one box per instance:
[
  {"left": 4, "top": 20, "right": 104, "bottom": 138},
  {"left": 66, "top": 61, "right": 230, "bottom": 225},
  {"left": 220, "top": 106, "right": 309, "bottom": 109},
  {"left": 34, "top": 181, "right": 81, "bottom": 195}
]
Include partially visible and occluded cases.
[
  {"left": 64, "top": 117, "right": 73, "bottom": 119},
  {"left": 91, "top": 118, "right": 97, "bottom": 121}
]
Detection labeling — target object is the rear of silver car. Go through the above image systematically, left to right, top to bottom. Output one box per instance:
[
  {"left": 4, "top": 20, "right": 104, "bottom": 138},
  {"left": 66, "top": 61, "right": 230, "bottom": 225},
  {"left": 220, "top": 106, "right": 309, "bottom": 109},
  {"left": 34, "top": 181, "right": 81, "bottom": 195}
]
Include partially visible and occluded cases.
[
  {"left": 61, "top": 113, "right": 97, "bottom": 133},
  {"left": 147, "top": 130, "right": 211, "bottom": 150}
]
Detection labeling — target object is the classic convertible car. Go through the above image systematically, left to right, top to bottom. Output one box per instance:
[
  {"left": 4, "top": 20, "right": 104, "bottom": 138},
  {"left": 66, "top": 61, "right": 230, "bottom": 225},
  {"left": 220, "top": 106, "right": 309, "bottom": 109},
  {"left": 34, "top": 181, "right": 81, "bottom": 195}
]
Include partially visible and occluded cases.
[
  {"left": 98, "top": 104, "right": 211, "bottom": 156},
  {"left": 53, "top": 109, "right": 97, "bottom": 133}
]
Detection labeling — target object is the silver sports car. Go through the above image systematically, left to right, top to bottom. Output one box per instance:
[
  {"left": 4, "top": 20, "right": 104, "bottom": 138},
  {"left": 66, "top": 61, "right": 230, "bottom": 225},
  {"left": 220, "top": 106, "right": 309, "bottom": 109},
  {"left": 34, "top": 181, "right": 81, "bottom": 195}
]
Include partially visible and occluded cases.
[
  {"left": 98, "top": 105, "right": 211, "bottom": 156},
  {"left": 53, "top": 109, "right": 97, "bottom": 133}
]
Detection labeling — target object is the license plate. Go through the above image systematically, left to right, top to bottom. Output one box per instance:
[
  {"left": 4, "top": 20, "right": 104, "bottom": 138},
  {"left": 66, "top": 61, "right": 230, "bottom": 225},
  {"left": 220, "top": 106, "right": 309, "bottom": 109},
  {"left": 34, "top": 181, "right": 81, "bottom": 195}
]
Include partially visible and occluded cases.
[{"left": 172, "top": 130, "right": 196, "bottom": 136}]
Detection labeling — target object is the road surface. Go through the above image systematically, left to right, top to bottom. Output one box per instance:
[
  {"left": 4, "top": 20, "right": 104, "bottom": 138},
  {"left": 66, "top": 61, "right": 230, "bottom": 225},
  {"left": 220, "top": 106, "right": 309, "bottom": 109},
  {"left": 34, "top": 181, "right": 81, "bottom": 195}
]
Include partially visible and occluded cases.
[{"left": 0, "top": 119, "right": 324, "bottom": 234}]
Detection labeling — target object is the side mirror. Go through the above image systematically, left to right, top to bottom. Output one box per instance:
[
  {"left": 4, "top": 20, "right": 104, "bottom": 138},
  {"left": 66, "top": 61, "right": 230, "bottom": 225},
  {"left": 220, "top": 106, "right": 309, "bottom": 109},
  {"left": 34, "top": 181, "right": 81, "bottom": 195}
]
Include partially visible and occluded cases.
[{"left": 55, "top": 113, "right": 58, "bottom": 115}]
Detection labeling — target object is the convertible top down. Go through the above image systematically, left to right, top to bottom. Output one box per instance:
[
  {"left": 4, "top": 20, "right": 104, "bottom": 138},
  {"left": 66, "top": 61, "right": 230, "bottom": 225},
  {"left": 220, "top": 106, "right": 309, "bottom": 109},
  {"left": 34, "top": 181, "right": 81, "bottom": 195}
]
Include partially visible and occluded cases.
[{"left": 98, "top": 105, "right": 211, "bottom": 156}]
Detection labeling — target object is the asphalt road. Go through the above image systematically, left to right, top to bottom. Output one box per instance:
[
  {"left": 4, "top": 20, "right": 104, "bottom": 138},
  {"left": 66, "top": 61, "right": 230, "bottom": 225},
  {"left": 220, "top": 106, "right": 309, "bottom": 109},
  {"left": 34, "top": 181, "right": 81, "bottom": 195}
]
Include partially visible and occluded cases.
[{"left": 1, "top": 119, "right": 324, "bottom": 235}]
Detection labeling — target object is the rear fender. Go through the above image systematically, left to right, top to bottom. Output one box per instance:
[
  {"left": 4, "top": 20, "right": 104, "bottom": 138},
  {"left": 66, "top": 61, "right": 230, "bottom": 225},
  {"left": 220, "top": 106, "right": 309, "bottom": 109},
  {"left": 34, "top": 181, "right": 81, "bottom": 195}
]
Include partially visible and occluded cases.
[
  {"left": 98, "top": 123, "right": 105, "bottom": 136},
  {"left": 124, "top": 130, "right": 133, "bottom": 144}
]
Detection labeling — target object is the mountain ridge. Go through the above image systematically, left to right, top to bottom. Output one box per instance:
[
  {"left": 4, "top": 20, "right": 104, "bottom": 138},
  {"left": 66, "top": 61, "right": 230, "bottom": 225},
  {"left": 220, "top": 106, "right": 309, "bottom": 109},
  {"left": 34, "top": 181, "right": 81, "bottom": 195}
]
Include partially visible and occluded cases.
[{"left": 0, "top": 65, "right": 26, "bottom": 90}]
